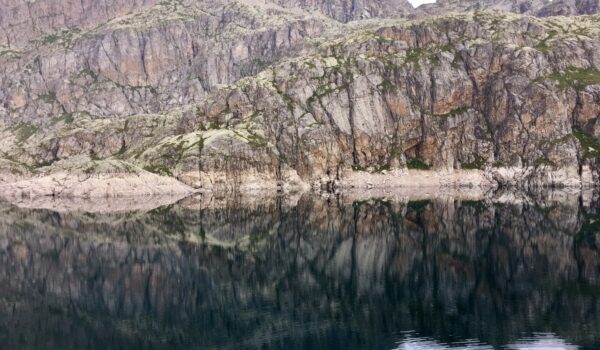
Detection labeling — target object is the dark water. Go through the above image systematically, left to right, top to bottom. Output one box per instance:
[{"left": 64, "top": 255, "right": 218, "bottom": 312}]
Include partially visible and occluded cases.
[{"left": 1, "top": 192, "right": 600, "bottom": 349}]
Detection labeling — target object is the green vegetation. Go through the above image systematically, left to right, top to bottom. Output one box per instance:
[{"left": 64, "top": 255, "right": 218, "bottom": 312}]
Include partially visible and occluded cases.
[
  {"left": 37, "top": 28, "right": 84, "bottom": 48},
  {"left": 534, "top": 29, "right": 558, "bottom": 52},
  {"left": 42, "top": 34, "right": 59, "bottom": 44},
  {"left": 402, "top": 43, "right": 455, "bottom": 69},
  {"left": 0, "top": 48, "right": 22, "bottom": 59},
  {"left": 405, "top": 48, "right": 427, "bottom": 68},
  {"left": 546, "top": 66, "right": 600, "bottom": 91},
  {"left": 78, "top": 68, "right": 98, "bottom": 81},
  {"left": 378, "top": 79, "right": 396, "bottom": 92},
  {"left": 307, "top": 82, "right": 344, "bottom": 104},
  {"left": 39, "top": 91, "right": 57, "bottom": 104},
  {"left": 281, "top": 93, "right": 295, "bottom": 112},
  {"left": 433, "top": 106, "right": 469, "bottom": 118},
  {"left": 50, "top": 113, "right": 74, "bottom": 125},
  {"left": 199, "top": 120, "right": 221, "bottom": 130},
  {"left": 208, "top": 121, "right": 221, "bottom": 130},
  {"left": 11, "top": 123, "right": 38, "bottom": 144},
  {"left": 573, "top": 128, "right": 600, "bottom": 158},
  {"left": 246, "top": 131, "right": 268, "bottom": 148},
  {"left": 144, "top": 134, "right": 204, "bottom": 175},
  {"left": 115, "top": 144, "right": 128, "bottom": 157},
  {"left": 461, "top": 154, "right": 486, "bottom": 170},
  {"left": 534, "top": 157, "right": 556, "bottom": 166},
  {"left": 406, "top": 158, "right": 431, "bottom": 170},
  {"left": 351, "top": 163, "right": 391, "bottom": 173},
  {"left": 373, "top": 163, "right": 391, "bottom": 173},
  {"left": 143, "top": 164, "right": 173, "bottom": 176},
  {"left": 351, "top": 164, "right": 367, "bottom": 171},
  {"left": 407, "top": 200, "right": 431, "bottom": 212}
]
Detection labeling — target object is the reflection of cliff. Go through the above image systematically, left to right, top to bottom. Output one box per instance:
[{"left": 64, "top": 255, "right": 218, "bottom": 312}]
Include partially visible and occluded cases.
[{"left": 0, "top": 193, "right": 599, "bottom": 349}]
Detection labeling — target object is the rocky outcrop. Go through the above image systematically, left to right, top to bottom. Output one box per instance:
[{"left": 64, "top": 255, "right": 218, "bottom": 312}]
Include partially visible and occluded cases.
[
  {"left": 0, "top": 0, "right": 335, "bottom": 123},
  {"left": 0, "top": 0, "right": 159, "bottom": 49},
  {"left": 273, "top": 0, "right": 414, "bottom": 22},
  {"left": 414, "top": 0, "right": 600, "bottom": 17},
  {"left": 3, "top": 6, "right": 600, "bottom": 197}
]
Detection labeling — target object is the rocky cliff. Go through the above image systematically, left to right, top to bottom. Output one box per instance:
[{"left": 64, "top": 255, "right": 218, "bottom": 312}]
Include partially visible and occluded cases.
[
  {"left": 414, "top": 0, "right": 600, "bottom": 17},
  {"left": 1, "top": 1, "right": 600, "bottom": 197}
]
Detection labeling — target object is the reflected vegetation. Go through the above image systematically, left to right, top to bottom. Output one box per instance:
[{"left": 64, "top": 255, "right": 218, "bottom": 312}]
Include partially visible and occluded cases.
[{"left": 0, "top": 190, "right": 600, "bottom": 349}]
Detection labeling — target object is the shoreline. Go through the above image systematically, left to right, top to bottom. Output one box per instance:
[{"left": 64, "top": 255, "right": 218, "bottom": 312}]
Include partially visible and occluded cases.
[
  {"left": 0, "top": 166, "right": 595, "bottom": 201},
  {"left": 0, "top": 167, "right": 596, "bottom": 213}
]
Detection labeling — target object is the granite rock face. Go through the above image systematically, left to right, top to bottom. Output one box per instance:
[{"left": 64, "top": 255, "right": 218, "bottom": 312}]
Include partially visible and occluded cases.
[
  {"left": 0, "top": 0, "right": 335, "bottom": 123},
  {"left": 0, "top": 0, "right": 159, "bottom": 49},
  {"left": 273, "top": 0, "right": 414, "bottom": 22},
  {"left": 415, "top": 0, "right": 600, "bottom": 17},
  {"left": 2, "top": 1, "right": 600, "bottom": 196}
]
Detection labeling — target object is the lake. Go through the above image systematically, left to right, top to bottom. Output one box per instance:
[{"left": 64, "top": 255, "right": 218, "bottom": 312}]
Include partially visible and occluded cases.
[{"left": 0, "top": 190, "right": 599, "bottom": 349}]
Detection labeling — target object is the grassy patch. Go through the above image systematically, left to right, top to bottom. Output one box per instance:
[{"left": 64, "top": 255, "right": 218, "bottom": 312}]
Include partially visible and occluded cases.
[
  {"left": 534, "top": 29, "right": 558, "bottom": 52},
  {"left": 42, "top": 34, "right": 59, "bottom": 44},
  {"left": 405, "top": 48, "right": 427, "bottom": 68},
  {"left": 547, "top": 66, "right": 600, "bottom": 91},
  {"left": 78, "top": 68, "right": 98, "bottom": 81},
  {"left": 378, "top": 79, "right": 396, "bottom": 92},
  {"left": 39, "top": 91, "right": 57, "bottom": 104},
  {"left": 434, "top": 106, "right": 469, "bottom": 118},
  {"left": 50, "top": 113, "right": 74, "bottom": 125},
  {"left": 199, "top": 121, "right": 221, "bottom": 131},
  {"left": 11, "top": 123, "right": 38, "bottom": 144},
  {"left": 573, "top": 128, "right": 600, "bottom": 158},
  {"left": 246, "top": 132, "right": 268, "bottom": 148},
  {"left": 115, "top": 144, "right": 127, "bottom": 157},
  {"left": 461, "top": 154, "right": 486, "bottom": 170},
  {"left": 534, "top": 157, "right": 556, "bottom": 166},
  {"left": 406, "top": 158, "right": 431, "bottom": 170},
  {"left": 374, "top": 163, "right": 391, "bottom": 173},
  {"left": 143, "top": 164, "right": 173, "bottom": 176},
  {"left": 352, "top": 164, "right": 367, "bottom": 171}
]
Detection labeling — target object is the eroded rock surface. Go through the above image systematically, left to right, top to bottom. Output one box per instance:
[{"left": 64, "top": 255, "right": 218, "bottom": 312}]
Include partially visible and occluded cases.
[{"left": 2, "top": 2, "right": 600, "bottom": 197}]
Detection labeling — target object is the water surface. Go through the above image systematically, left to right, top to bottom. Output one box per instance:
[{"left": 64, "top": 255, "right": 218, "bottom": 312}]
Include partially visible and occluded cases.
[{"left": 1, "top": 191, "right": 599, "bottom": 349}]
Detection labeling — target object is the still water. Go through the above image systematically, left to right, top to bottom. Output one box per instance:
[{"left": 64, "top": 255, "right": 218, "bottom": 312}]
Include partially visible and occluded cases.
[{"left": 0, "top": 191, "right": 599, "bottom": 349}]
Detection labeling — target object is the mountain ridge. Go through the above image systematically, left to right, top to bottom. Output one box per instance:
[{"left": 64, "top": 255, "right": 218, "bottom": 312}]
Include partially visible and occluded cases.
[{"left": 1, "top": 1, "right": 600, "bottom": 197}]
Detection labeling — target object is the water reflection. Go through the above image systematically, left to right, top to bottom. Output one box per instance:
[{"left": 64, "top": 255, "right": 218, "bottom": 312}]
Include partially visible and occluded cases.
[
  {"left": 0, "top": 191, "right": 599, "bottom": 349},
  {"left": 395, "top": 332, "right": 579, "bottom": 349}
]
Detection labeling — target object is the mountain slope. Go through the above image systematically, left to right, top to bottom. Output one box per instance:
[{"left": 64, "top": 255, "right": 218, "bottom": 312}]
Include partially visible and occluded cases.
[{"left": 2, "top": 11, "right": 600, "bottom": 196}]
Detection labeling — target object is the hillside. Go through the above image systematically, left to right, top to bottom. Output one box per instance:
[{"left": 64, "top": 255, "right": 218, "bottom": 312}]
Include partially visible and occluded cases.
[{"left": 1, "top": 1, "right": 600, "bottom": 197}]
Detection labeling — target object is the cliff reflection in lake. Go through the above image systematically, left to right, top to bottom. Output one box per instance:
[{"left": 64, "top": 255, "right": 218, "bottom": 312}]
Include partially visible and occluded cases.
[{"left": 0, "top": 191, "right": 600, "bottom": 349}]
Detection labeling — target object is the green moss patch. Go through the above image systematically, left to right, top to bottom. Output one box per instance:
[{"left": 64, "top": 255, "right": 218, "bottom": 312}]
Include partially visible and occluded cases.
[
  {"left": 534, "top": 29, "right": 558, "bottom": 52},
  {"left": 547, "top": 66, "right": 600, "bottom": 91},
  {"left": 39, "top": 91, "right": 57, "bottom": 104},
  {"left": 433, "top": 106, "right": 469, "bottom": 118},
  {"left": 10, "top": 123, "right": 39, "bottom": 144},
  {"left": 573, "top": 128, "right": 600, "bottom": 158},
  {"left": 461, "top": 154, "right": 486, "bottom": 169},
  {"left": 406, "top": 158, "right": 431, "bottom": 170}
]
